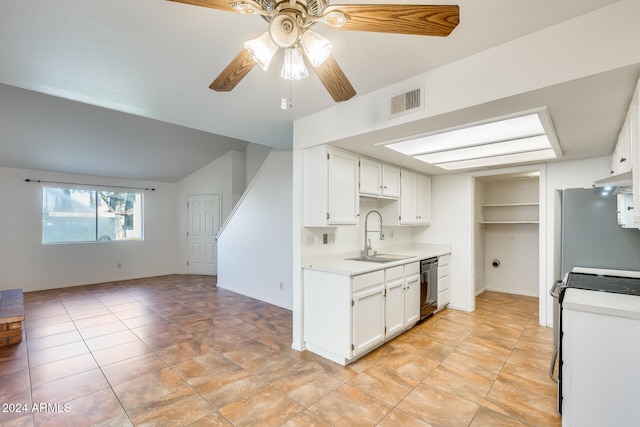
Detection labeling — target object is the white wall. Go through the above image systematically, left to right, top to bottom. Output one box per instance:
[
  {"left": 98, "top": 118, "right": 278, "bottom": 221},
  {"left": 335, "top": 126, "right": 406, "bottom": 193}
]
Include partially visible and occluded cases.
[
  {"left": 245, "top": 144, "right": 272, "bottom": 185},
  {"left": 217, "top": 151, "right": 293, "bottom": 309},
  {"left": 0, "top": 166, "right": 178, "bottom": 292},
  {"left": 415, "top": 172, "right": 475, "bottom": 312},
  {"left": 483, "top": 224, "right": 539, "bottom": 296}
]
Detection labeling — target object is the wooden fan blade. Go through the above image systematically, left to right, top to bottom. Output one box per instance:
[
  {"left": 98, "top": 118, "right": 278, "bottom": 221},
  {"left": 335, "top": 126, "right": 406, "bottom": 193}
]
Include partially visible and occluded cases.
[
  {"left": 167, "top": 0, "right": 235, "bottom": 13},
  {"left": 322, "top": 4, "right": 459, "bottom": 36},
  {"left": 210, "top": 49, "right": 257, "bottom": 92},
  {"left": 312, "top": 55, "right": 356, "bottom": 102}
]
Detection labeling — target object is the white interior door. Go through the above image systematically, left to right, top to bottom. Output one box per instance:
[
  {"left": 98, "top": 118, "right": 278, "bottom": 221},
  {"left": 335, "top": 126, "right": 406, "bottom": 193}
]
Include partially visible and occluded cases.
[{"left": 187, "top": 194, "right": 220, "bottom": 275}]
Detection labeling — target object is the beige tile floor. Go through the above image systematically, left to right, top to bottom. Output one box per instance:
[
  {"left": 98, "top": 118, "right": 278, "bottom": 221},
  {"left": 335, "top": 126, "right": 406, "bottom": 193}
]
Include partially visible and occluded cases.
[{"left": 0, "top": 275, "right": 561, "bottom": 426}]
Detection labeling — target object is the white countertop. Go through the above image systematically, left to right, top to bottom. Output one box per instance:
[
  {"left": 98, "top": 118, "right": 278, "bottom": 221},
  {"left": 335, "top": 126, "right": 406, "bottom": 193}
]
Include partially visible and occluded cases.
[
  {"left": 303, "top": 243, "right": 452, "bottom": 275},
  {"left": 563, "top": 288, "right": 640, "bottom": 320}
]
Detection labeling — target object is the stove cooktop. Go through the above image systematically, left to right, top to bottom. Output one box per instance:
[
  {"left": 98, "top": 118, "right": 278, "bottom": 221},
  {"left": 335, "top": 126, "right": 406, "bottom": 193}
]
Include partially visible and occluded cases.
[{"left": 566, "top": 272, "right": 640, "bottom": 296}]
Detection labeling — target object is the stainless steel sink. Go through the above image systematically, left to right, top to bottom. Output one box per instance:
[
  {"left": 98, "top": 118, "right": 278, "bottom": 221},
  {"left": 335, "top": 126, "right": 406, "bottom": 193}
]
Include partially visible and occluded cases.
[{"left": 345, "top": 254, "right": 415, "bottom": 263}]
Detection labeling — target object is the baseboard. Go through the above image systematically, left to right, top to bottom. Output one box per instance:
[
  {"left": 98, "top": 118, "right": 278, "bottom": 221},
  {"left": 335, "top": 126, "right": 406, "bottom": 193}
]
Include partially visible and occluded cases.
[
  {"left": 216, "top": 282, "right": 293, "bottom": 311},
  {"left": 484, "top": 287, "right": 539, "bottom": 297}
]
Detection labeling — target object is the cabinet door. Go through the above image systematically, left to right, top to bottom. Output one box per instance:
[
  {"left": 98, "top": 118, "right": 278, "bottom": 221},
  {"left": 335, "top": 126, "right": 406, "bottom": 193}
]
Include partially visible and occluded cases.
[
  {"left": 631, "top": 85, "right": 640, "bottom": 226},
  {"left": 619, "top": 117, "right": 632, "bottom": 173},
  {"left": 328, "top": 148, "right": 359, "bottom": 225},
  {"left": 359, "top": 157, "right": 382, "bottom": 196},
  {"left": 381, "top": 164, "right": 400, "bottom": 198},
  {"left": 399, "top": 170, "right": 417, "bottom": 224},
  {"left": 416, "top": 174, "right": 431, "bottom": 225},
  {"left": 437, "top": 256, "right": 451, "bottom": 310},
  {"left": 404, "top": 275, "right": 421, "bottom": 326},
  {"left": 385, "top": 279, "right": 405, "bottom": 337},
  {"left": 352, "top": 284, "right": 385, "bottom": 356}
]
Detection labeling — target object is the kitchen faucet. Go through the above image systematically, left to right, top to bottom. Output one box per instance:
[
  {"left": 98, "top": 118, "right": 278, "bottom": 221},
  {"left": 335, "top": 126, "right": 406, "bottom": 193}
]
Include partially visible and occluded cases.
[{"left": 364, "top": 210, "right": 384, "bottom": 258}]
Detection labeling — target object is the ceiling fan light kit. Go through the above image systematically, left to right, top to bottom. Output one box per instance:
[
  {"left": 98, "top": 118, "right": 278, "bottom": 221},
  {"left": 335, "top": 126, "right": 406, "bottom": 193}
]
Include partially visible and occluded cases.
[
  {"left": 170, "top": 0, "right": 459, "bottom": 102},
  {"left": 300, "top": 30, "right": 332, "bottom": 67},
  {"left": 243, "top": 31, "right": 279, "bottom": 70},
  {"left": 282, "top": 47, "right": 309, "bottom": 80}
]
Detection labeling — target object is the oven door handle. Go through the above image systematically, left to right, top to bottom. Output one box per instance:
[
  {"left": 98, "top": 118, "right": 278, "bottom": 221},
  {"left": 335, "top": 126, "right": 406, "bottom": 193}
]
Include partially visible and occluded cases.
[{"left": 549, "top": 347, "right": 559, "bottom": 383}]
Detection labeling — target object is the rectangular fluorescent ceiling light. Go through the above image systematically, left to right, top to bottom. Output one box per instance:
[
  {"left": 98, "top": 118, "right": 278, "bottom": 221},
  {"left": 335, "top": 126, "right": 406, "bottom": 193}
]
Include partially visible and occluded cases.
[{"left": 383, "top": 108, "right": 562, "bottom": 170}]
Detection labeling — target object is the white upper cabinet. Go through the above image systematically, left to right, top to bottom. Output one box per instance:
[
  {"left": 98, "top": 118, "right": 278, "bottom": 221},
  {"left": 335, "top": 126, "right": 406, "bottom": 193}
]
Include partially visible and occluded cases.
[
  {"left": 612, "top": 77, "right": 640, "bottom": 228},
  {"left": 631, "top": 81, "right": 640, "bottom": 225},
  {"left": 612, "top": 111, "right": 632, "bottom": 175},
  {"left": 304, "top": 145, "right": 431, "bottom": 228},
  {"left": 304, "top": 146, "right": 360, "bottom": 226},
  {"left": 359, "top": 157, "right": 400, "bottom": 198},
  {"left": 359, "top": 157, "right": 382, "bottom": 196},
  {"left": 382, "top": 164, "right": 401, "bottom": 198},
  {"left": 400, "top": 170, "right": 431, "bottom": 225},
  {"left": 417, "top": 173, "right": 432, "bottom": 225}
]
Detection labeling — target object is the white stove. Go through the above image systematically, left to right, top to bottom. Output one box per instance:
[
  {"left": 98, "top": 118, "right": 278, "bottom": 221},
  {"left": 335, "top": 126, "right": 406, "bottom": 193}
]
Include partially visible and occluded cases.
[{"left": 552, "top": 266, "right": 640, "bottom": 426}]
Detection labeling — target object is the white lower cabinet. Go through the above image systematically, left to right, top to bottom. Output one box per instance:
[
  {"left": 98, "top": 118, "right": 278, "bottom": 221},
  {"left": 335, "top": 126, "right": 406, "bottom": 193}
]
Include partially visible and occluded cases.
[
  {"left": 437, "top": 255, "right": 451, "bottom": 311},
  {"left": 304, "top": 261, "right": 425, "bottom": 365},
  {"left": 404, "top": 263, "right": 421, "bottom": 326},
  {"left": 385, "top": 264, "right": 420, "bottom": 339},
  {"left": 385, "top": 267, "right": 405, "bottom": 338},
  {"left": 352, "top": 271, "right": 385, "bottom": 357},
  {"left": 404, "top": 276, "right": 421, "bottom": 325}
]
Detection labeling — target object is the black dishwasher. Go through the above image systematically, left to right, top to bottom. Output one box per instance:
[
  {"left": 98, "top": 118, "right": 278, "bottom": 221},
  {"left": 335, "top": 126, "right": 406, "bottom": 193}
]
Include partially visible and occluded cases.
[{"left": 420, "top": 257, "right": 438, "bottom": 320}]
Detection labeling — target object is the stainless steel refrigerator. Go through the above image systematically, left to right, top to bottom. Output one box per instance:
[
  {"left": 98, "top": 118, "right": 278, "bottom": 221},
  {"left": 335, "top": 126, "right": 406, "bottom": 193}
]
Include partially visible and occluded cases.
[{"left": 560, "top": 187, "right": 640, "bottom": 277}]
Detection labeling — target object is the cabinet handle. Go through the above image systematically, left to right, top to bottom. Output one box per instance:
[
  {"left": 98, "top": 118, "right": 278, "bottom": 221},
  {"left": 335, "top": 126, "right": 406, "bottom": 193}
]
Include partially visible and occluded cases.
[{"left": 620, "top": 157, "right": 627, "bottom": 163}]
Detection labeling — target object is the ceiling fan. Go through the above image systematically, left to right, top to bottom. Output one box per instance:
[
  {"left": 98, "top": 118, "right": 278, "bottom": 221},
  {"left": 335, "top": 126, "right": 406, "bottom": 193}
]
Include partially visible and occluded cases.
[{"left": 169, "top": 0, "right": 459, "bottom": 102}]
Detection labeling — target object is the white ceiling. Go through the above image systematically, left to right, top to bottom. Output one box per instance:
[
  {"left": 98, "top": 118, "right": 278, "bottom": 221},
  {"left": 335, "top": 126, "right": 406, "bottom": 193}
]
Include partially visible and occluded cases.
[{"left": 0, "top": 0, "right": 637, "bottom": 181}]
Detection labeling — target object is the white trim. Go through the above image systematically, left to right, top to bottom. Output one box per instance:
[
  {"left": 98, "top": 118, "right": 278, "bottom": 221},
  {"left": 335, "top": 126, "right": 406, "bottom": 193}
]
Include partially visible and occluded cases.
[{"left": 470, "top": 163, "right": 548, "bottom": 325}]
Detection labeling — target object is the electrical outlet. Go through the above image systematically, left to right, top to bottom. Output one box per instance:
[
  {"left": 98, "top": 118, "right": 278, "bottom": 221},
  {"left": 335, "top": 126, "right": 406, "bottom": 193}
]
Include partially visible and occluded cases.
[
  {"left": 388, "top": 230, "right": 394, "bottom": 239},
  {"left": 323, "top": 233, "right": 328, "bottom": 244},
  {"left": 328, "top": 233, "right": 335, "bottom": 243},
  {"left": 306, "top": 234, "right": 314, "bottom": 245},
  {"left": 117, "top": 262, "right": 122, "bottom": 269},
  {"left": 279, "top": 282, "right": 284, "bottom": 290}
]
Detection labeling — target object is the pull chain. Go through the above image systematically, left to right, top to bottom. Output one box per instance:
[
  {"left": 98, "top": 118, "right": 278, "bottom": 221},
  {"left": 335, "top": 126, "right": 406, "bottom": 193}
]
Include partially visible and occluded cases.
[{"left": 281, "top": 50, "right": 294, "bottom": 110}]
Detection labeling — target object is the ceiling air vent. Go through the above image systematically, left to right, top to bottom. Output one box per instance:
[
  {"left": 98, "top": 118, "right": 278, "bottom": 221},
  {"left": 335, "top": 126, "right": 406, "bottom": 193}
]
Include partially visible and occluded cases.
[{"left": 390, "top": 86, "right": 424, "bottom": 118}]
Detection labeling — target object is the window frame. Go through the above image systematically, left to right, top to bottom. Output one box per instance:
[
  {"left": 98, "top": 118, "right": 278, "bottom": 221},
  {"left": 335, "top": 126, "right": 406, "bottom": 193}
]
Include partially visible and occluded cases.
[{"left": 42, "top": 185, "right": 144, "bottom": 245}]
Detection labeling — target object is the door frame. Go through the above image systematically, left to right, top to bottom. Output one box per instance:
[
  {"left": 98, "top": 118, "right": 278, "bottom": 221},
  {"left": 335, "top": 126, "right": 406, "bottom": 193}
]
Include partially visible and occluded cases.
[
  {"left": 470, "top": 164, "right": 549, "bottom": 327},
  {"left": 186, "top": 193, "right": 222, "bottom": 275}
]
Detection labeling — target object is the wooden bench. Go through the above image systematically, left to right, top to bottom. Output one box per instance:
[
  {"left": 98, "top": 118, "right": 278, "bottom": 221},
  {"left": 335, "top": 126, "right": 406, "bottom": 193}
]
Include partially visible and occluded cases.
[{"left": 0, "top": 289, "right": 25, "bottom": 347}]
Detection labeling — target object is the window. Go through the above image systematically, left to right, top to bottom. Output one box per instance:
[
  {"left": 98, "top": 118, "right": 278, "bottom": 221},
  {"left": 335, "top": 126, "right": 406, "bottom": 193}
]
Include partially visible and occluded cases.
[{"left": 42, "top": 187, "right": 143, "bottom": 244}]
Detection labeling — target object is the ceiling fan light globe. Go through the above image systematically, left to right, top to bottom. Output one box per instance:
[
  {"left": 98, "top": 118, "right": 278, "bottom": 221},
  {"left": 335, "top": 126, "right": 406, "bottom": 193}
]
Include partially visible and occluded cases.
[
  {"left": 270, "top": 14, "right": 300, "bottom": 48},
  {"left": 301, "top": 30, "right": 333, "bottom": 67},
  {"left": 244, "top": 32, "right": 279, "bottom": 71},
  {"left": 281, "top": 47, "right": 309, "bottom": 80}
]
